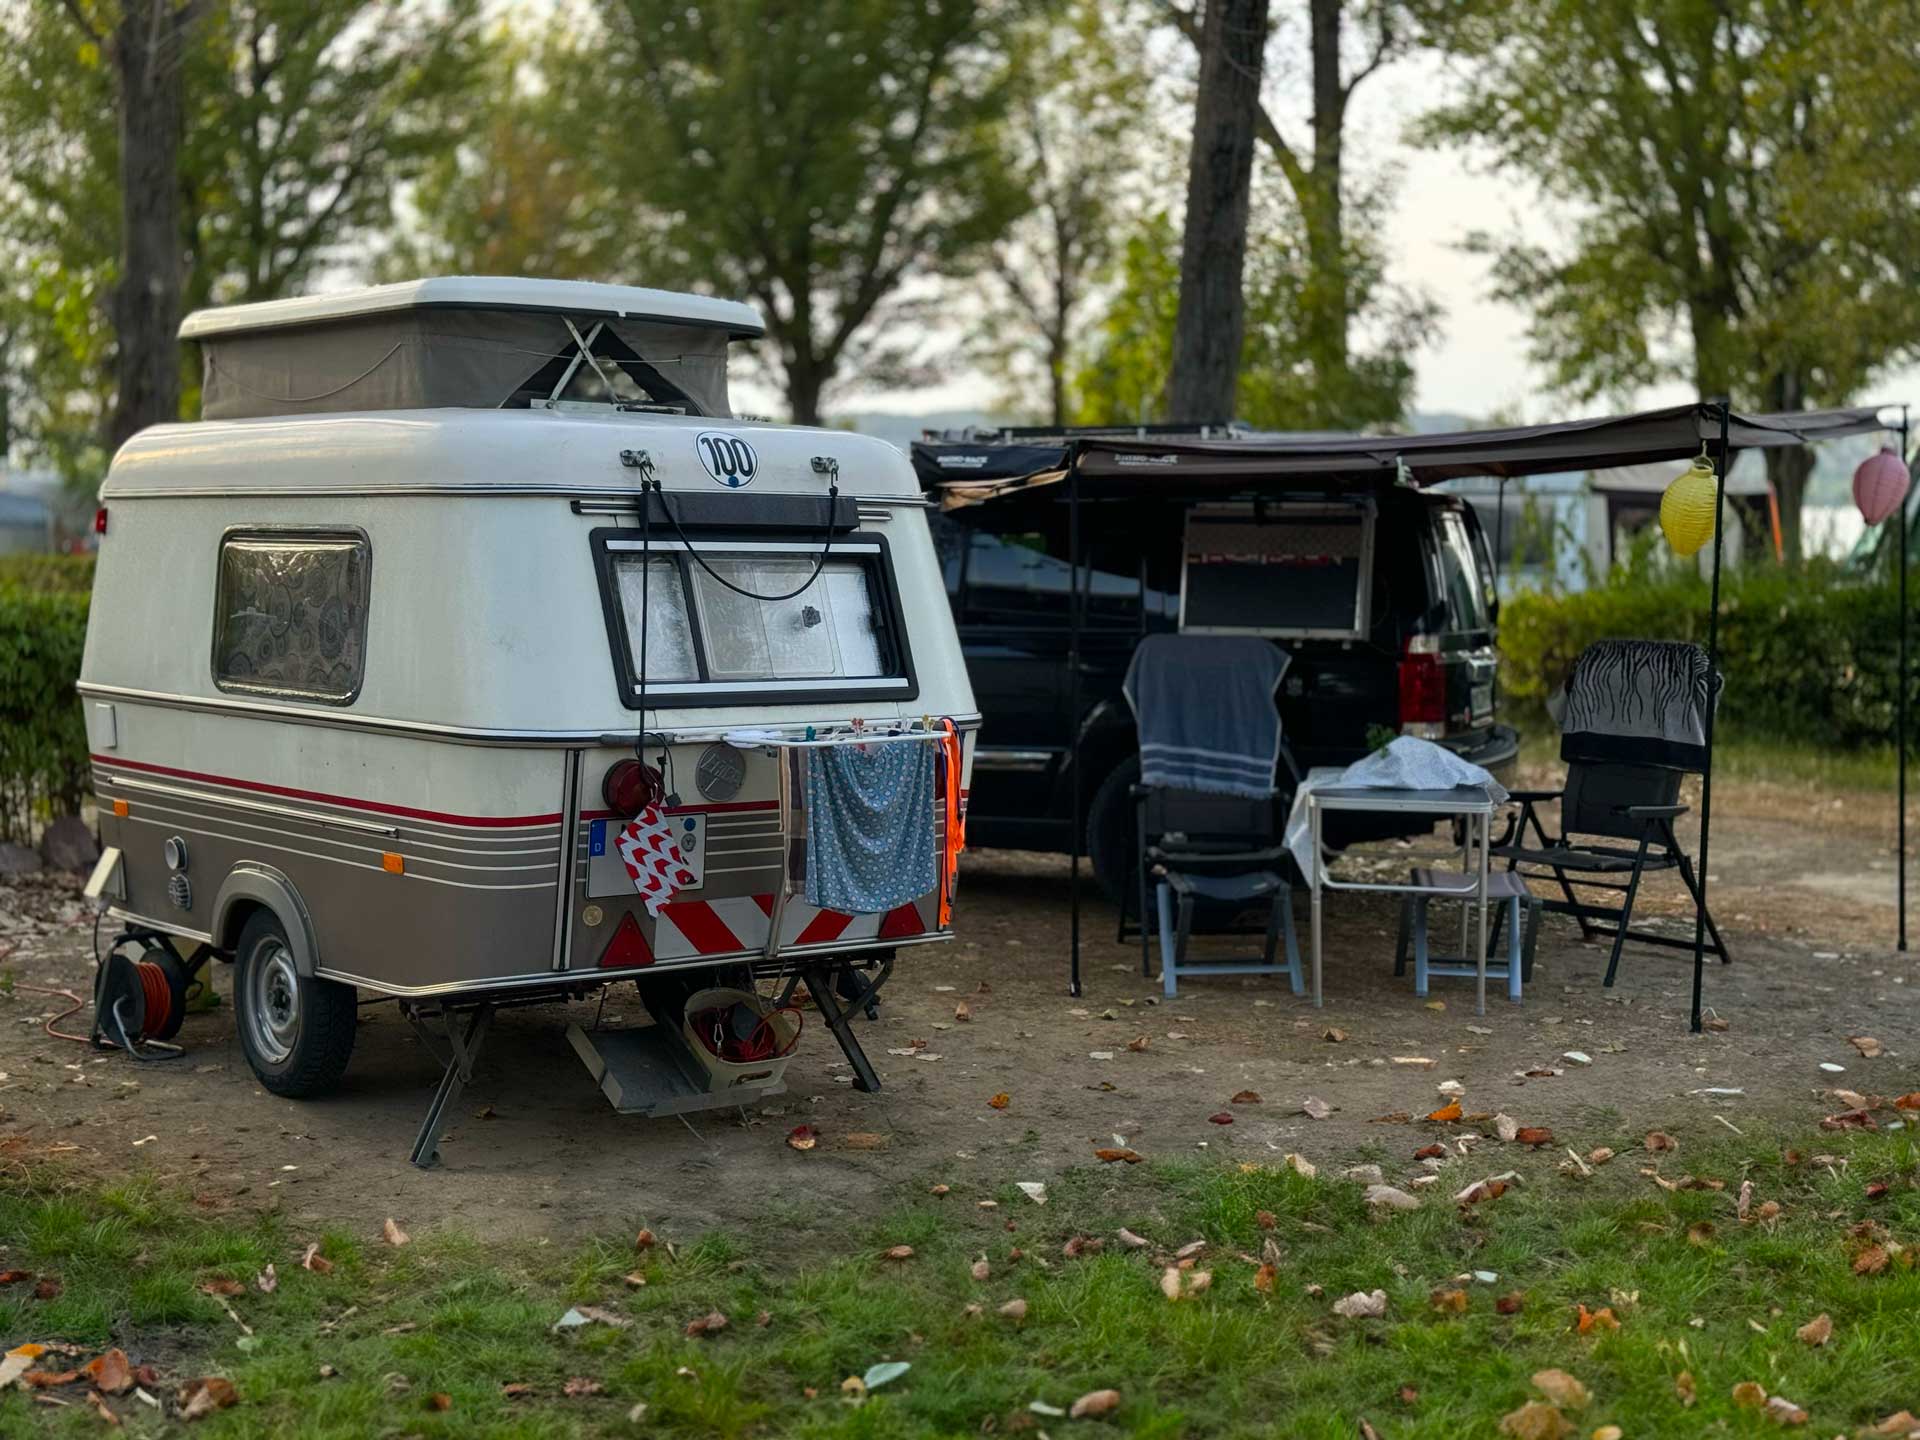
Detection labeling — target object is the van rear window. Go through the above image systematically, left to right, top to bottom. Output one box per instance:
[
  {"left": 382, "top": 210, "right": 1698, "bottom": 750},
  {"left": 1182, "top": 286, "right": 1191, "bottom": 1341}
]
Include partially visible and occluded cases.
[
  {"left": 211, "top": 532, "right": 370, "bottom": 704},
  {"left": 592, "top": 534, "right": 915, "bottom": 706}
]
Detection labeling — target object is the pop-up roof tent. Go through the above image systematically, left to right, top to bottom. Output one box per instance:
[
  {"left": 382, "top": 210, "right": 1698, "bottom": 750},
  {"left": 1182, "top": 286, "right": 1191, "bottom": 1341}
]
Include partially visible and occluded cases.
[
  {"left": 181, "top": 277, "right": 766, "bottom": 421},
  {"left": 919, "top": 401, "right": 1904, "bottom": 1032}
]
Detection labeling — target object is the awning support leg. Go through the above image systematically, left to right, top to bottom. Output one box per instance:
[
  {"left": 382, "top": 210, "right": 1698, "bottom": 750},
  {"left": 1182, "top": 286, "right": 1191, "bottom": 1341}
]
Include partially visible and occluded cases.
[{"left": 805, "top": 959, "right": 887, "bottom": 1093}]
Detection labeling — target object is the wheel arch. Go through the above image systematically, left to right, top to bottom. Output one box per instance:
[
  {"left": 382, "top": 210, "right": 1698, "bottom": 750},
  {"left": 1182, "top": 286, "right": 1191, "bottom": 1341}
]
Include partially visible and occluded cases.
[{"left": 212, "top": 863, "right": 321, "bottom": 977}]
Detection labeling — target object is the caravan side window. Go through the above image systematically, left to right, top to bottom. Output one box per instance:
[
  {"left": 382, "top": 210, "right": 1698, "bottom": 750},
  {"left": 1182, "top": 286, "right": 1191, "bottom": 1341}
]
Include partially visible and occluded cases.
[
  {"left": 212, "top": 532, "right": 371, "bottom": 704},
  {"left": 592, "top": 532, "right": 916, "bottom": 707}
]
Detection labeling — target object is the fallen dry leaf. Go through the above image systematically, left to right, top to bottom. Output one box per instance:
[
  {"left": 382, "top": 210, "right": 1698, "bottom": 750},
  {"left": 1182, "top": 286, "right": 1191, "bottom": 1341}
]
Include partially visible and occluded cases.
[
  {"left": 954, "top": 1001, "right": 972, "bottom": 1022},
  {"left": 1322, "top": 1027, "right": 1347, "bottom": 1042},
  {"left": 1126, "top": 1035, "right": 1150, "bottom": 1052},
  {"left": 1850, "top": 1036, "right": 1886, "bottom": 1059},
  {"left": 1232, "top": 1090, "right": 1263, "bottom": 1105},
  {"left": 988, "top": 1093, "right": 1010, "bottom": 1110},
  {"left": 1894, "top": 1094, "right": 1920, "bottom": 1111},
  {"left": 1300, "top": 1096, "right": 1332, "bottom": 1120},
  {"left": 1427, "top": 1100, "right": 1463, "bottom": 1123},
  {"left": 1823, "top": 1109, "right": 1878, "bottom": 1132},
  {"left": 1208, "top": 1111, "right": 1234, "bottom": 1125},
  {"left": 1495, "top": 1113, "right": 1520, "bottom": 1142},
  {"left": 786, "top": 1125, "right": 818, "bottom": 1151},
  {"left": 1514, "top": 1127, "right": 1554, "bottom": 1148},
  {"left": 1644, "top": 1131, "right": 1677, "bottom": 1152},
  {"left": 843, "top": 1132, "right": 890, "bottom": 1150},
  {"left": 1414, "top": 1143, "right": 1445, "bottom": 1160},
  {"left": 1093, "top": 1147, "right": 1143, "bottom": 1164},
  {"left": 1587, "top": 1147, "right": 1614, "bottom": 1166},
  {"left": 1283, "top": 1152, "right": 1317, "bottom": 1178},
  {"left": 929, "top": 1184, "right": 949, "bottom": 1197},
  {"left": 382, "top": 1218, "right": 410, "bottom": 1247},
  {"left": 1686, "top": 1221, "right": 1716, "bottom": 1247},
  {"left": 634, "top": 1228, "right": 656, "bottom": 1250},
  {"left": 1116, "top": 1228, "right": 1149, "bottom": 1249},
  {"left": 1063, "top": 1235, "right": 1104, "bottom": 1259},
  {"left": 299, "top": 1243, "right": 332, "bottom": 1275},
  {"left": 1854, "top": 1244, "right": 1891, "bottom": 1275},
  {"left": 881, "top": 1245, "right": 914, "bottom": 1261},
  {"left": 971, "top": 1258, "right": 991, "bottom": 1282},
  {"left": 1253, "top": 1264, "right": 1277, "bottom": 1293},
  {"left": 254, "top": 1265, "right": 276, "bottom": 1295},
  {"left": 0, "top": 1270, "right": 32, "bottom": 1286},
  {"left": 32, "top": 1279, "right": 60, "bottom": 1301},
  {"left": 197, "top": 1279, "right": 243, "bottom": 1298},
  {"left": 1430, "top": 1288, "right": 1468, "bottom": 1314},
  {"left": 1332, "top": 1289, "right": 1387, "bottom": 1319},
  {"left": 1496, "top": 1291, "right": 1525, "bottom": 1315},
  {"left": 997, "top": 1298, "right": 1028, "bottom": 1320},
  {"left": 1573, "top": 1304, "right": 1619, "bottom": 1334},
  {"left": 684, "top": 1311, "right": 728, "bottom": 1337},
  {"left": 1796, "top": 1312, "right": 1832, "bottom": 1347},
  {"left": 83, "top": 1350, "right": 132, "bottom": 1396},
  {"left": 23, "top": 1369, "right": 81, "bottom": 1388},
  {"left": 1530, "top": 1369, "right": 1590, "bottom": 1410},
  {"left": 1674, "top": 1372, "right": 1697, "bottom": 1407},
  {"left": 176, "top": 1377, "right": 237, "bottom": 1422},
  {"left": 563, "top": 1377, "right": 604, "bottom": 1398},
  {"left": 1732, "top": 1381, "right": 1768, "bottom": 1409},
  {"left": 1069, "top": 1388, "right": 1121, "bottom": 1420},
  {"left": 85, "top": 1390, "right": 120, "bottom": 1427},
  {"left": 426, "top": 1393, "right": 453, "bottom": 1412},
  {"left": 1765, "top": 1394, "right": 1809, "bottom": 1425},
  {"left": 1498, "top": 1401, "right": 1572, "bottom": 1439},
  {"left": 1871, "top": 1411, "right": 1920, "bottom": 1435},
  {"left": 1591, "top": 1428, "right": 1621, "bottom": 1440}
]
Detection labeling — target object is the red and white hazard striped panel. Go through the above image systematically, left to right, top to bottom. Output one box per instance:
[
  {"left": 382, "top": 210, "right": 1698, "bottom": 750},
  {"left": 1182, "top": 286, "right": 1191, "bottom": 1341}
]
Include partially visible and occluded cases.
[{"left": 647, "top": 891, "right": 940, "bottom": 960}]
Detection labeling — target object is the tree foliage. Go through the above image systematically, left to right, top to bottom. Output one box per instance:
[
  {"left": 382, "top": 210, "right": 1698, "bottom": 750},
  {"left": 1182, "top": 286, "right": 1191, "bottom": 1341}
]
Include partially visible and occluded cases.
[
  {"left": 0, "top": 0, "right": 483, "bottom": 477},
  {"left": 540, "top": 0, "right": 1042, "bottom": 425},
  {"left": 1418, "top": 0, "right": 1920, "bottom": 558}
]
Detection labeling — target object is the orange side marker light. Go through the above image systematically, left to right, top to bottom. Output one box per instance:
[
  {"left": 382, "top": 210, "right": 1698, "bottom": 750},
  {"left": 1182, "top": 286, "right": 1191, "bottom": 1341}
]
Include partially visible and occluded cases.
[
  {"left": 112, "top": 799, "right": 128, "bottom": 818},
  {"left": 382, "top": 852, "right": 404, "bottom": 874}
]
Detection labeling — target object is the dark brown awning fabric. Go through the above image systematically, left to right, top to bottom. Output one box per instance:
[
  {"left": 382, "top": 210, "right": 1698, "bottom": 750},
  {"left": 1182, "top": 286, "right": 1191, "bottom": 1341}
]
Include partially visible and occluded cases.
[{"left": 927, "top": 403, "right": 1893, "bottom": 504}]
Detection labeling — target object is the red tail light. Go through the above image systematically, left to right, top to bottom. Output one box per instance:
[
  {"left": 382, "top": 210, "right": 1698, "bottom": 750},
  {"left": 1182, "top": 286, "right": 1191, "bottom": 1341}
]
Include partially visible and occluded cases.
[
  {"left": 94, "top": 507, "right": 108, "bottom": 535},
  {"left": 1398, "top": 637, "right": 1446, "bottom": 734},
  {"left": 602, "top": 759, "right": 662, "bottom": 816}
]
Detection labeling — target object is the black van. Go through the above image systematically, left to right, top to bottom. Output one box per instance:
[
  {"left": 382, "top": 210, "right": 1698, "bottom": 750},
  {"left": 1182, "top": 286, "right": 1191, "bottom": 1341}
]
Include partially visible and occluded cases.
[{"left": 922, "top": 463, "right": 1517, "bottom": 899}]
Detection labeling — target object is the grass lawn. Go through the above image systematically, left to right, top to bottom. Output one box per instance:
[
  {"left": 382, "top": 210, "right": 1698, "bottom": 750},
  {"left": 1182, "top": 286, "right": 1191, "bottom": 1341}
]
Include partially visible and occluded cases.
[{"left": 5, "top": 1127, "right": 1920, "bottom": 1438}]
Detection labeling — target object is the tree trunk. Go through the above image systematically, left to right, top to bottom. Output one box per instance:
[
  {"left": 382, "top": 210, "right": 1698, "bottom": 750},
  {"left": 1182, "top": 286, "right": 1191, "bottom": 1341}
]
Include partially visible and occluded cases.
[
  {"left": 1167, "top": 0, "right": 1271, "bottom": 425},
  {"left": 1301, "top": 0, "right": 1348, "bottom": 413},
  {"left": 108, "top": 1, "right": 195, "bottom": 455},
  {"left": 785, "top": 357, "right": 826, "bottom": 428},
  {"left": 1762, "top": 369, "right": 1810, "bottom": 566}
]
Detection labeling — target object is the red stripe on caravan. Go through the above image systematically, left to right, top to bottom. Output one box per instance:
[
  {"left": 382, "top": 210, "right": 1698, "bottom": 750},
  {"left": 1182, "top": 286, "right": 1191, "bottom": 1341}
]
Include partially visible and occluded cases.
[
  {"left": 90, "top": 754, "right": 560, "bottom": 829},
  {"left": 750, "top": 893, "right": 774, "bottom": 917},
  {"left": 663, "top": 900, "right": 744, "bottom": 955},
  {"left": 879, "top": 903, "right": 927, "bottom": 939},
  {"left": 795, "top": 909, "right": 855, "bottom": 946}
]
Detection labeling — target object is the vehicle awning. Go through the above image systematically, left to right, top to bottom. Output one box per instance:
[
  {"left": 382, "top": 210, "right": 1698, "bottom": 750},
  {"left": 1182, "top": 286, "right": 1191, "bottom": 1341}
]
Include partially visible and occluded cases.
[{"left": 916, "top": 403, "right": 1894, "bottom": 505}]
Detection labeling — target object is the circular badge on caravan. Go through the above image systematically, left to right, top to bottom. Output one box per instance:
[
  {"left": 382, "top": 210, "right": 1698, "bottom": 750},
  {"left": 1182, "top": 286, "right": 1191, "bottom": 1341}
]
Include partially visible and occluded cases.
[{"left": 695, "top": 431, "right": 758, "bottom": 488}]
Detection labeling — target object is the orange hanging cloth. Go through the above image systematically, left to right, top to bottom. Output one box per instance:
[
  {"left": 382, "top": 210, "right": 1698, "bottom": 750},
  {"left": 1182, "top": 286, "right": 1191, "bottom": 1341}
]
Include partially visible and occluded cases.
[{"left": 937, "top": 718, "right": 966, "bottom": 928}]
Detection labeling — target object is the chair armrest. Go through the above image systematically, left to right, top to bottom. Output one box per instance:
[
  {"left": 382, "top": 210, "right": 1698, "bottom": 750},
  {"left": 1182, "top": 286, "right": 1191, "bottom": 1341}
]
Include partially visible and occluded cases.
[
  {"left": 1507, "top": 788, "right": 1564, "bottom": 803},
  {"left": 1616, "top": 803, "right": 1688, "bottom": 819}
]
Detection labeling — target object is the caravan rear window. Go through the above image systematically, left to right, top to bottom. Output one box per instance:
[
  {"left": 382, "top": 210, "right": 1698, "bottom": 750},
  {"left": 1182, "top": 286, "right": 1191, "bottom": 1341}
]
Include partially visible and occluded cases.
[
  {"left": 211, "top": 532, "right": 370, "bottom": 704},
  {"left": 592, "top": 534, "right": 915, "bottom": 706}
]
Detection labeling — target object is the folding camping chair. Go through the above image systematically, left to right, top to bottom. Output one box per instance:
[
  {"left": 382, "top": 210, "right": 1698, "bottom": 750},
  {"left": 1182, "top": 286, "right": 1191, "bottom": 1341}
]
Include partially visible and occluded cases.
[
  {"left": 1122, "top": 635, "right": 1303, "bottom": 998},
  {"left": 1492, "top": 639, "right": 1729, "bottom": 986}
]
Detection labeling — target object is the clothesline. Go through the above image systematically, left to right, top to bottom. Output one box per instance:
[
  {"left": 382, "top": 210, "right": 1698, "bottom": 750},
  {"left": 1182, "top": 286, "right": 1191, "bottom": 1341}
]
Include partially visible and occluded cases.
[{"left": 724, "top": 726, "right": 948, "bottom": 749}]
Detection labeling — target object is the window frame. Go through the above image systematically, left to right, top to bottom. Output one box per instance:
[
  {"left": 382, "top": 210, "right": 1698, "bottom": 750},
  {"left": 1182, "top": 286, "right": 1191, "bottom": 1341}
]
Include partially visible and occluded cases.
[
  {"left": 210, "top": 526, "right": 373, "bottom": 707},
  {"left": 589, "top": 527, "right": 918, "bottom": 709}
]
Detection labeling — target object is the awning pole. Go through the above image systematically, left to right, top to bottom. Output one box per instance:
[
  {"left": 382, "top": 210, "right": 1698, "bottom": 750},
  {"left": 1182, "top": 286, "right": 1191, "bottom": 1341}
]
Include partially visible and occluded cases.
[
  {"left": 1691, "top": 400, "right": 1733, "bottom": 1033},
  {"left": 1901, "top": 405, "right": 1911, "bottom": 952},
  {"left": 1067, "top": 454, "right": 1084, "bottom": 997},
  {"left": 1494, "top": 475, "right": 1509, "bottom": 591}
]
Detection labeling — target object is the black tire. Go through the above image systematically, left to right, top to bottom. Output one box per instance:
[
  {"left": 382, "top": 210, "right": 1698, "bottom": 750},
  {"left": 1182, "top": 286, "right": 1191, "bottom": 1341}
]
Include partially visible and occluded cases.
[
  {"left": 1085, "top": 754, "right": 1141, "bottom": 904},
  {"left": 233, "top": 910, "right": 356, "bottom": 1098}
]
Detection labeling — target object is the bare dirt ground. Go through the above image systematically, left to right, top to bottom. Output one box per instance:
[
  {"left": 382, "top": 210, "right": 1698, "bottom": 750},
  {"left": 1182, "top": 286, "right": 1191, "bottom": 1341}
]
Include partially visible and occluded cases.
[{"left": 4, "top": 770, "right": 1917, "bottom": 1243}]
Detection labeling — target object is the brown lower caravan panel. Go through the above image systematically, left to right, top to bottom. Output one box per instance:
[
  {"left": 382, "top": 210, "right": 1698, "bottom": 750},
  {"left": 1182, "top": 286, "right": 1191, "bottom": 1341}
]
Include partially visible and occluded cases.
[{"left": 93, "top": 758, "right": 564, "bottom": 990}]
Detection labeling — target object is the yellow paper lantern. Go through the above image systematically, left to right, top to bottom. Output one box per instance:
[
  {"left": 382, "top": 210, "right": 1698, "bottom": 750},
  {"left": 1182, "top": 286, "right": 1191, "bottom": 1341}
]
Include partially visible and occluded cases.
[{"left": 1660, "top": 455, "right": 1719, "bottom": 557}]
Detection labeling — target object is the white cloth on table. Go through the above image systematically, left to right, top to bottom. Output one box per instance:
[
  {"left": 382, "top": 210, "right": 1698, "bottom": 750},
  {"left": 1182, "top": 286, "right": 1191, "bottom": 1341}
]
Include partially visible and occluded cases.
[{"left": 1283, "top": 737, "right": 1508, "bottom": 879}]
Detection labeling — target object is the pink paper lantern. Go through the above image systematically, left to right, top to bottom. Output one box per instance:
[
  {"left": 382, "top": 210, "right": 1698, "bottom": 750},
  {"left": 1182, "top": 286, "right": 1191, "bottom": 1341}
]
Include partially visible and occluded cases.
[{"left": 1854, "top": 446, "right": 1911, "bottom": 525}]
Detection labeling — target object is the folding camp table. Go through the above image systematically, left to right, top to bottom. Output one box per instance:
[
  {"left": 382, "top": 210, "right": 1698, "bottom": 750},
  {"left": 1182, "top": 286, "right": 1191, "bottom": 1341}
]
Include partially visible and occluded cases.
[{"left": 1305, "top": 783, "right": 1502, "bottom": 1015}]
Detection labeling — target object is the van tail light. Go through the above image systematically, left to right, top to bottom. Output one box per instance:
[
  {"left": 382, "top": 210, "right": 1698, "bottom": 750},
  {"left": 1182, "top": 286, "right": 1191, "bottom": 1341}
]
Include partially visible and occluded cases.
[
  {"left": 94, "top": 507, "right": 108, "bottom": 535},
  {"left": 1398, "top": 635, "right": 1446, "bottom": 738},
  {"left": 602, "top": 759, "right": 662, "bottom": 816}
]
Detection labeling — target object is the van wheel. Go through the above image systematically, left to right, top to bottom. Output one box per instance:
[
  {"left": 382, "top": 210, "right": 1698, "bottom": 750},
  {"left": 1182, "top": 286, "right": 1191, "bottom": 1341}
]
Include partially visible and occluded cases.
[
  {"left": 1085, "top": 755, "right": 1141, "bottom": 904},
  {"left": 234, "top": 910, "right": 356, "bottom": 1098}
]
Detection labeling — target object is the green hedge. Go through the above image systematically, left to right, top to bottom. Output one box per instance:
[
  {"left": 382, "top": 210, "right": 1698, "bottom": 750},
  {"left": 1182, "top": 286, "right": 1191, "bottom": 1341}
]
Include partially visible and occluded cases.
[
  {"left": 0, "top": 561, "right": 92, "bottom": 843},
  {"left": 1499, "top": 562, "right": 1909, "bottom": 750}
]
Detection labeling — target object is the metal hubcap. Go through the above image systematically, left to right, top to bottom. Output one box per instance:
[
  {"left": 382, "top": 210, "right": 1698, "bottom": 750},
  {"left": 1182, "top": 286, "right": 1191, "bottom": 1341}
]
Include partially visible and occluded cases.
[{"left": 247, "top": 939, "right": 301, "bottom": 1065}]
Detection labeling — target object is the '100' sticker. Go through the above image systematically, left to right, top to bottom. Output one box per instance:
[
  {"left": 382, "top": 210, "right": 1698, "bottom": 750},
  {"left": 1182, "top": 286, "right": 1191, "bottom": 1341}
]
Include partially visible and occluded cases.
[{"left": 696, "top": 432, "right": 758, "bottom": 488}]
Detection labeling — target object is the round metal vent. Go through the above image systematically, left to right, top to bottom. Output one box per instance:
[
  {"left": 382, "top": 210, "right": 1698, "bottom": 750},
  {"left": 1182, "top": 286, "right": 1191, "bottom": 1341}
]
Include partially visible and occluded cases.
[{"left": 695, "top": 744, "right": 747, "bottom": 803}]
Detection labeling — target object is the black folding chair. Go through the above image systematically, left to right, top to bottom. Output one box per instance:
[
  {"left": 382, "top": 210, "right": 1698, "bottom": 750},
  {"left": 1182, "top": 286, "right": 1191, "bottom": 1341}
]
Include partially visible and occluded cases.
[{"left": 1493, "top": 640, "right": 1729, "bottom": 986}]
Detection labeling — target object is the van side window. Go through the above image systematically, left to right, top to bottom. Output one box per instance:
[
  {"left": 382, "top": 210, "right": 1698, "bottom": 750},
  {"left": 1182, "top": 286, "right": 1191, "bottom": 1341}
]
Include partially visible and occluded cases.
[{"left": 212, "top": 533, "right": 371, "bottom": 704}]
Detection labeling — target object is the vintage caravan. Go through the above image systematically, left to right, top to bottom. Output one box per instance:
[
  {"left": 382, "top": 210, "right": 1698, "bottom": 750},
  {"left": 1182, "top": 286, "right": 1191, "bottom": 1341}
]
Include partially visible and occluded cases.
[{"left": 78, "top": 278, "right": 977, "bottom": 1162}]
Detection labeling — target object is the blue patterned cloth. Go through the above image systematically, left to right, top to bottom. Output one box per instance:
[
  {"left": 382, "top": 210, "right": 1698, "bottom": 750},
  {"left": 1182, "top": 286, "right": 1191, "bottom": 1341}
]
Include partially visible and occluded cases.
[{"left": 805, "top": 741, "right": 938, "bottom": 914}]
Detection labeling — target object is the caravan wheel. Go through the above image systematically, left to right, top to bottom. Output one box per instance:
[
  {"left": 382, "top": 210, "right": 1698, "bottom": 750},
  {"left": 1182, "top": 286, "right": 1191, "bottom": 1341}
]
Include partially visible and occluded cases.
[{"left": 234, "top": 910, "right": 357, "bottom": 1098}]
